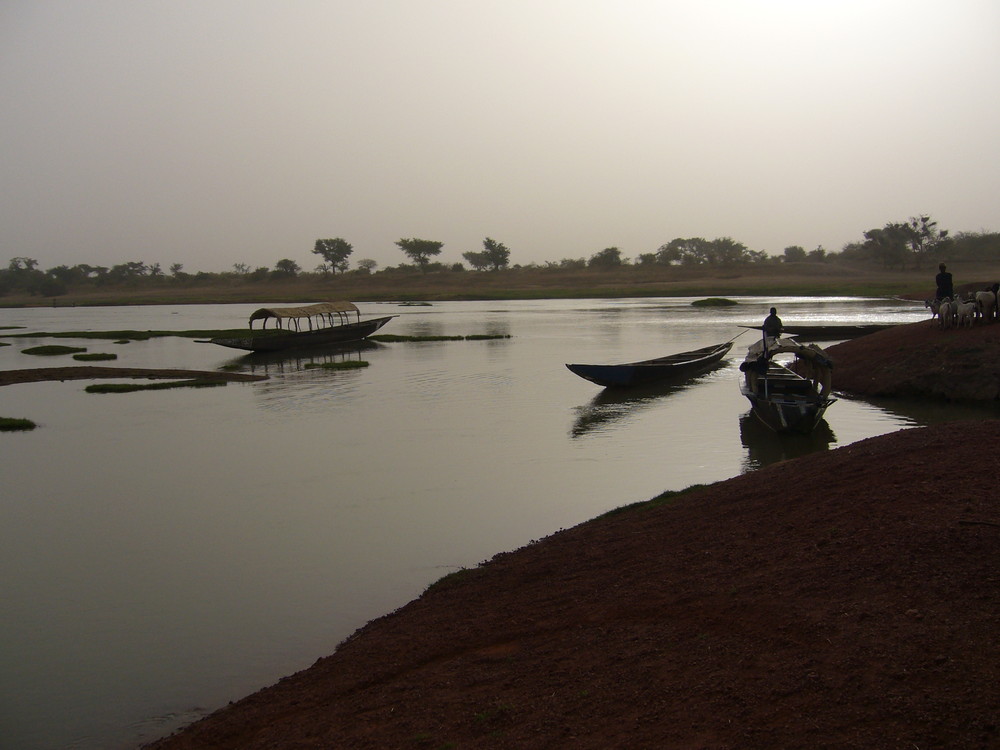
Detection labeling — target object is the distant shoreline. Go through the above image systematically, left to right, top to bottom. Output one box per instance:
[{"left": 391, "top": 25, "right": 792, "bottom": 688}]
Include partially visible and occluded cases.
[{"left": 5, "top": 261, "right": 998, "bottom": 308}]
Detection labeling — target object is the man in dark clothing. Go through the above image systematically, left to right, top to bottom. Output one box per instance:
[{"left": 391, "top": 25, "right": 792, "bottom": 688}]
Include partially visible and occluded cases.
[
  {"left": 935, "top": 263, "right": 954, "bottom": 300},
  {"left": 762, "top": 307, "right": 783, "bottom": 338}
]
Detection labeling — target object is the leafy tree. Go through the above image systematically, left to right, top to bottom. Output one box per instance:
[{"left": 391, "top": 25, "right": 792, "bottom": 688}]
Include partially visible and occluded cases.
[
  {"left": 904, "top": 215, "right": 949, "bottom": 270},
  {"left": 863, "top": 224, "right": 910, "bottom": 269},
  {"left": 949, "top": 231, "right": 1000, "bottom": 260},
  {"left": 479, "top": 237, "right": 510, "bottom": 271},
  {"left": 656, "top": 237, "right": 753, "bottom": 266},
  {"left": 313, "top": 238, "right": 353, "bottom": 273},
  {"left": 395, "top": 238, "right": 443, "bottom": 270},
  {"left": 783, "top": 245, "right": 807, "bottom": 262},
  {"left": 808, "top": 245, "right": 827, "bottom": 262},
  {"left": 588, "top": 247, "right": 624, "bottom": 269},
  {"left": 462, "top": 250, "right": 490, "bottom": 270},
  {"left": 8, "top": 257, "right": 39, "bottom": 272},
  {"left": 272, "top": 258, "right": 301, "bottom": 278},
  {"left": 357, "top": 258, "right": 378, "bottom": 274},
  {"left": 107, "top": 261, "right": 149, "bottom": 284},
  {"left": 231, "top": 262, "right": 250, "bottom": 275},
  {"left": 170, "top": 263, "right": 184, "bottom": 277},
  {"left": 46, "top": 265, "right": 84, "bottom": 285}
]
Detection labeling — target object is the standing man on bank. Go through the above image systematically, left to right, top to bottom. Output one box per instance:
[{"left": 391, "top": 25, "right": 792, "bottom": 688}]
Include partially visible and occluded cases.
[{"left": 935, "top": 263, "right": 954, "bottom": 301}]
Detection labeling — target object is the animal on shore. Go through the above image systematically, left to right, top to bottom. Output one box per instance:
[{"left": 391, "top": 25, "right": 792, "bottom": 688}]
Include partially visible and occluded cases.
[
  {"left": 975, "top": 289, "right": 998, "bottom": 323},
  {"left": 938, "top": 297, "right": 955, "bottom": 329},
  {"left": 925, "top": 298, "right": 941, "bottom": 325},
  {"left": 955, "top": 298, "right": 976, "bottom": 328},
  {"left": 924, "top": 299, "right": 941, "bottom": 323}
]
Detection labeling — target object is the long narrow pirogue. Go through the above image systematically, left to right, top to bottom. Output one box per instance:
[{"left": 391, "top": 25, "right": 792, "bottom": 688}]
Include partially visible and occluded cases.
[
  {"left": 209, "top": 301, "right": 394, "bottom": 352},
  {"left": 565, "top": 341, "right": 733, "bottom": 388}
]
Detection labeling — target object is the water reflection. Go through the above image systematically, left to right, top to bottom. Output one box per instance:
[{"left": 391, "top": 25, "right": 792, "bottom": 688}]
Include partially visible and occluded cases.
[
  {"left": 233, "top": 340, "right": 381, "bottom": 377},
  {"left": 570, "top": 364, "right": 728, "bottom": 438},
  {"left": 851, "top": 393, "right": 998, "bottom": 426},
  {"left": 739, "top": 412, "right": 837, "bottom": 472}
]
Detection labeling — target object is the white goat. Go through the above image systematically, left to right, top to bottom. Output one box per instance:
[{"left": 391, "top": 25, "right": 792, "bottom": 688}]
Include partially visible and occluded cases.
[
  {"left": 975, "top": 290, "right": 997, "bottom": 323},
  {"left": 939, "top": 297, "right": 955, "bottom": 329},
  {"left": 956, "top": 297, "right": 976, "bottom": 328},
  {"left": 925, "top": 298, "right": 941, "bottom": 324}
]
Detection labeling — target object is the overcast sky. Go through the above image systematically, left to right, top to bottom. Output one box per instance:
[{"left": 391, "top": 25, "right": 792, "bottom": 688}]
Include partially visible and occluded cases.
[{"left": 2, "top": 1, "right": 999, "bottom": 273}]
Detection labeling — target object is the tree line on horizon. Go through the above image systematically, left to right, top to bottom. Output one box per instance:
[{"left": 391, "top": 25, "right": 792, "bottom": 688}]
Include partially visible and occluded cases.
[{"left": 3, "top": 215, "right": 998, "bottom": 298}]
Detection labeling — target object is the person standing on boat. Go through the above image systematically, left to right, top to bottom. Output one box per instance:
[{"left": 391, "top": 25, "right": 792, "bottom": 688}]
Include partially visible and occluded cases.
[
  {"left": 935, "top": 263, "right": 954, "bottom": 301},
  {"left": 762, "top": 307, "right": 783, "bottom": 338}
]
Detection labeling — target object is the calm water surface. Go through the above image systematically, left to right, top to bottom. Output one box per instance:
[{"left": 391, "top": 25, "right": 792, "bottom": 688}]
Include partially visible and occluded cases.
[{"left": 0, "top": 297, "right": 987, "bottom": 749}]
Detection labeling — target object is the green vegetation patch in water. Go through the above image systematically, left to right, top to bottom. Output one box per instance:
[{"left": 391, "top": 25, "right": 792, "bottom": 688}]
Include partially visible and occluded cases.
[
  {"left": 691, "top": 297, "right": 739, "bottom": 307},
  {"left": 2, "top": 328, "right": 261, "bottom": 342},
  {"left": 370, "top": 333, "right": 511, "bottom": 342},
  {"left": 22, "top": 345, "right": 88, "bottom": 356},
  {"left": 72, "top": 352, "right": 118, "bottom": 361},
  {"left": 303, "top": 360, "right": 370, "bottom": 370},
  {"left": 85, "top": 379, "right": 227, "bottom": 394},
  {"left": 0, "top": 416, "right": 37, "bottom": 431}
]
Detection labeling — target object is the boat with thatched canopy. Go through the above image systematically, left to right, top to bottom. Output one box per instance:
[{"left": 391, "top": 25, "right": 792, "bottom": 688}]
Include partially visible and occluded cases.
[
  {"left": 209, "top": 302, "right": 395, "bottom": 352},
  {"left": 739, "top": 334, "right": 836, "bottom": 433}
]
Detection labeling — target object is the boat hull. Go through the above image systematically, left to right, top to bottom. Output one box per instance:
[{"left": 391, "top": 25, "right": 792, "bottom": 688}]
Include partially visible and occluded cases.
[
  {"left": 210, "top": 316, "right": 394, "bottom": 352},
  {"left": 566, "top": 342, "right": 733, "bottom": 388},
  {"left": 740, "top": 362, "right": 835, "bottom": 434}
]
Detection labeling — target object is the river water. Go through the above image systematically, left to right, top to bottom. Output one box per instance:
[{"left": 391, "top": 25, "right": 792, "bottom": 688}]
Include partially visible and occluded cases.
[{"left": 0, "top": 297, "right": 988, "bottom": 749}]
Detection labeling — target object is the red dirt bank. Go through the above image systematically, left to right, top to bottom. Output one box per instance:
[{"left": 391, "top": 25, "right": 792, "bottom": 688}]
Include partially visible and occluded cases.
[
  {"left": 828, "top": 319, "right": 1000, "bottom": 402},
  {"left": 148, "top": 442, "right": 1000, "bottom": 748}
]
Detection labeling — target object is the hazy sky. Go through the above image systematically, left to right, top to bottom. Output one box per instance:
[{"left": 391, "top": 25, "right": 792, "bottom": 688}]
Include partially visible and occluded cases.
[{"left": 3, "top": 1, "right": 999, "bottom": 273}]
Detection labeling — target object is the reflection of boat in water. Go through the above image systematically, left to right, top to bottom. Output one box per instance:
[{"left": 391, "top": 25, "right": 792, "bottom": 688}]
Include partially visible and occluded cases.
[
  {"left": 210, "top": 302, "right": 394, "bottom": 352},
  {"left": 739, "top": 335, "right": 836, "bottom": 434},
  {"left": 232, "top": 340, "right": 380, "bottom": 377},
  {"left": 566, "top": 341, "right": 733, "bottom": 388},
  {"left": 570, "top": 363, "right": 728, "bottom": 437},
  {"left": 739, "top": 412, "right": 835, "bottom": 471}
]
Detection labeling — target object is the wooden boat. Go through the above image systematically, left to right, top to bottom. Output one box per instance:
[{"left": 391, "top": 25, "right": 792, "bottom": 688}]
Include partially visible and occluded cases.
[
  {"left": 210, "top": 301, "right": 395, "bottom": 352},
  {"left": 778, "top": 324, "right": 897, "bottom": 340},
  {"left": 739, "top": 336, "right": 836, "bottom": 434},
  {"left": 566, "top": 341, "right": 733, "bottom": 388}
]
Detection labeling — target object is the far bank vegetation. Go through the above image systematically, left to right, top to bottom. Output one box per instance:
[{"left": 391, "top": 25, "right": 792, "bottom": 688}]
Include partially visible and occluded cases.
[{"left": 3, "top": 216, "right": 999, "bottom": 305}]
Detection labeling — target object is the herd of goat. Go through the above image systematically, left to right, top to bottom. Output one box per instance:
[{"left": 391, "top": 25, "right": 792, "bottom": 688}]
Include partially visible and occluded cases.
[{"left": 926, "top": 288, "right": 1000, "bottom": 328}]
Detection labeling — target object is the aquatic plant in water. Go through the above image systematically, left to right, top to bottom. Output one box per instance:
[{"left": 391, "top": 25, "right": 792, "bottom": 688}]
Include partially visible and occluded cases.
[
  {"left": 691, "top": 298, "right": 738, "bottom": 307},
  {"left": 22, "top": 345, "right": 88, "bottom": 355},
  {"left": 303, "top": 361, "right": 369, "bottom": 370},
  {"left": 85, "top": 379, "right": 227, "bottom": 394},
  {"left": 0, "top": 417, "right": 36, "bottom": 431}
]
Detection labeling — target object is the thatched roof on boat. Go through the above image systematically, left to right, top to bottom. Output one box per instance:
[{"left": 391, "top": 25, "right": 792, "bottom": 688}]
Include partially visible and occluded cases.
[{"left": 248, "top": 301, "right": 358, "bottom": 324}]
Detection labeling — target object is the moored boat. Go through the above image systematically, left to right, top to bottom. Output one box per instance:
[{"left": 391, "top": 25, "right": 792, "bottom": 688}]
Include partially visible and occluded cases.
[
  {"left": 210, "top": 302, "right": 395, "bottom": 352},
  {"left": 739, "top": 336, "right": 835, "bottom": 433},
  {"left": 566, "top": 341, "right": 733, "bottom": 388}
]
